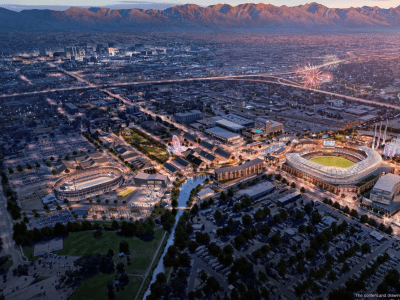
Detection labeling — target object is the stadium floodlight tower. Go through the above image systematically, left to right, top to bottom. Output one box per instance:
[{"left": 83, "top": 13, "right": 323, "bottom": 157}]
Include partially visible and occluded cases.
[
  {"left": 382, "top": 119, "right": 388, "bottom": 146},
  {"left": 377, "top": 121, "right": 382, "bottom": 148},
  {"left": 372, "top": 123, "right": 377, "bottom": 149}
]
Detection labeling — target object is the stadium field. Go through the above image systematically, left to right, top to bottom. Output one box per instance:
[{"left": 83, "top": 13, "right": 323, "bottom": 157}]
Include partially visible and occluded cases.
[{"left": 310, "top": 156, "right": 355, "bottom": 168}]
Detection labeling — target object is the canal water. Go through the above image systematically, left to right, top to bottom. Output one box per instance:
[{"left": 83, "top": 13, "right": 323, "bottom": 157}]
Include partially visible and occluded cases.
[{"left": 143, "top": 175, "right": 207, "bottom": 299}]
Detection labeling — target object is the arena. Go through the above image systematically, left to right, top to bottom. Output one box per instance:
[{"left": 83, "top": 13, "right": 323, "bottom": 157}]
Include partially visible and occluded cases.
[
  {"left": 284, "top": 145, "right": 382, "bottom": 185},
  {"left": 53, "top": 167, "right": 124, "bottom": 201}
]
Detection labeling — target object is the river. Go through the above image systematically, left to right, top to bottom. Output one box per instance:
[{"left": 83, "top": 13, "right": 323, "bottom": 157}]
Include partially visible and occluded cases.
[{"left": 143, "top": 175, "right": 207, "bottom": 299}]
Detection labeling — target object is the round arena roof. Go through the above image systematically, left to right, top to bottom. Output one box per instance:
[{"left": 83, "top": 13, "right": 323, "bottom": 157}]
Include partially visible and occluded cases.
[
  {"left": 286, "top": 146, "right": 382, "bottom": 185},
  {"left": 54, "top": 166, "right": 123, "bottom": 193}
]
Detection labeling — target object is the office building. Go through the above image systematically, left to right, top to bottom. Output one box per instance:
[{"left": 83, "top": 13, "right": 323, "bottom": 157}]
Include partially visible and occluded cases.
[
  {"left": 174, "top": 110, "right": 203, "bottom": 123},
  {"left": 255, "top": 118, "right": 284, "bottom": 135},
  {"left": 215, "top": 158, "right": 263, "bottom": 182}
]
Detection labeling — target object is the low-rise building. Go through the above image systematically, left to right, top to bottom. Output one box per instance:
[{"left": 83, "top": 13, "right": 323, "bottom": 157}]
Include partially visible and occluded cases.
[
  {"left": 175, "top": 110, "right": 203, "bottom": 123},
  {"left": 255, "top": 118, "right": 284, "bottom": 135},
  {"left": 205, "top": 127, "right": 242, "bottom": 144},
  {"left": 215, "top": 158, "right": 264, "bottom": 182},
  {"left": 133, "top": 172, "right": 169, "bottom": 187},
  {"left": 365, "top": 173, "right": 400, "bottom": 215},
  {"left": 238, "top": 182, "right": 275, "bottom": 200},
  {"left": 277, "top": 192, "right": 302, "bottom": 206}
]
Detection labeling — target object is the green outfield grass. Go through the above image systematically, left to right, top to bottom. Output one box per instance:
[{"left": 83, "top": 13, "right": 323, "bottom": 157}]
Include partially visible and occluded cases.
[{"left": 310, "top": 156, "right": 355, "bottom": 168}]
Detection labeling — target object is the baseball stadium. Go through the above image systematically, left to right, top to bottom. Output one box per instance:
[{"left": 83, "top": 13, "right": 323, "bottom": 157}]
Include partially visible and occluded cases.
[
  {"left": 282, "top": 142, "right": 389, "bottom": 193},
  {"left": 53, "top": 167, "right": 124, "bottom": 201}
]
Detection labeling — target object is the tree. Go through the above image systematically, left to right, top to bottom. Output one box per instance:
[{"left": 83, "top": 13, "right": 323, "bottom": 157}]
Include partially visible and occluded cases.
[
  {"left": 51, "top": 170, "right": 57, "bottom": 176},
  {"left": 291, "top": 182, "right": 296, "bottom": 188},
  {"left": 300, "top": 187, "right": 306, "bottom": 193},
  {"left": 304, "top": 203, "right": 313, "bottom": 214},
  {"left": 344, "top": 206, "right": 350, "bottom": 214},
  {"left": 254, "top": 209, "right": 265, "bottom": 221},
  {"left": 279, "top": 209, "right": 288, "bottom": 220},
  {"left": 350, "top": 209, "right": 358, "bottom": 218},
  {"left": 214, "top": 210, "right": 222, "bottom": 221},
  {"left": 295, "top": 210, "right": 304, "bottom": 219},
  {"left": 311, "top": 211, "right": 322, "bottom": 223},
  {"left": 242, "top": 214, "right": 252, "bottom": 225},
  {"left": 273, "top": 214, "right": 281, "bottom": 223},
  {"left": 360, "top": 215, "right": 369, "bottom": 224},
  {"left": 368, "top": 218, "right": 377, "bottom": 227},
  {"left": 112, "top": 220, "right": 120, "bottom": 230},
  {"left": 136, "top": 224, "right": 145, "bottom": 235},
  {"left": 261, "top": 225, "right": 270, "bottom": 236},
  {"left": 386, "top": 226, "right": 393, "bottom": 234},
  {"left": 196, "top": 232, "right": 210, "bottom": 245},
  {"left": 270, "top": 233, "right": 281, "bottom": 247},
  {"left": 234, "top": 235, "right": 246, "bottom": 248},
  {"left": 119, "top": 241, "right": 129, "bottom": 253},
  {"left": 361, "top": 243, "right": 371, "bottom": 254},
  {"left": 305, "top": 248, "right": 316, "bottom": 261},
  {"left": 99, "top": 254, "right": 114, "bottom": 274},
  {"left": 117, "top": 262, "right": 125, "bottom": 273},
  {"left": 296, "top": 262, "right": 304, "bottom": 273},
  {"left": 342, "top": 262, "right": 350, "bottom": 273},
  {"left": 384, "top": 269, "right": 399, "bottom": 287},
  {"left": 259, "top": 271, "right": 268, "bottom": 282},
  {"left": 328, "top": 271, "right": 336, "bottom": 281},
  {"left": 156, "top": 272, "right": 166, "bottom": 283},
  {"left": 377, "top": 282, "right": 389, "bottom": 294},
  {"left": 260, "top": 287, "right": 269, "bottom": 299}
]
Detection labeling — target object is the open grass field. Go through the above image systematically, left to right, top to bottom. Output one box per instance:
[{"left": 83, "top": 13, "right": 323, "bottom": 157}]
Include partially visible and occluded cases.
[
  {"left": 123, "top": 130, "right": 147, "bottom": 144},
  {"left": 310, "top": 156, "right": 355, "bottom": 168},
  {"left": 56, "top": 228, "right": 166, "bottom": 274},
  {"left": 136, "top": 229, "right": 169, "bottom": 300},
  {"left": 22, "top": 245, "right": 40, "bottom": 261},
  {"left": 70, "top": 272, "right": 142, "bottom": 300}
]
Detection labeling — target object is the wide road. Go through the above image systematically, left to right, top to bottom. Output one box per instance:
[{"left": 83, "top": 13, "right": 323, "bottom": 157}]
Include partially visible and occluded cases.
[
  {"left": 2, "top": 73, "right": 400, "bottom": 110},
  {"left": 0, "top": 187, "right": 24, "bottom": 270}
]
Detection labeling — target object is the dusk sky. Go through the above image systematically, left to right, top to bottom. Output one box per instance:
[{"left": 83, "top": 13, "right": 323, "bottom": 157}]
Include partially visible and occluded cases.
[{"left": 1, "top": 0, "right": 399, "bottom": 9}]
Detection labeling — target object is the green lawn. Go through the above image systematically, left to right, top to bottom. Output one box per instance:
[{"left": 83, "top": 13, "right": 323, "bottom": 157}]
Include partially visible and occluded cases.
[
  {"left": 123, "top": 130, "right": 147, "bottom": 144},
  {"left": 310, "top": 156, "right": 354, "bottom": 168},
  {"left": 56, "top": 229, "right": 166, "bottom": 274},
  {"left": 136, "top": 230, "right": 169, "bottom": 300},
  {"left": 22, "top": 245, "right": 40, "bottom": 261},
  {"left": 1, "top": 255, "right": 13, "bottom": 271},
  {"left": 70, "top": 272, "right": 142, "bottom": 300}
]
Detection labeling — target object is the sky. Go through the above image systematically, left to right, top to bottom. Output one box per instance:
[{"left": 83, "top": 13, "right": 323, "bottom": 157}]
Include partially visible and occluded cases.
[{"left": 1, "top": 0, "right": 399, "bottom": 10}]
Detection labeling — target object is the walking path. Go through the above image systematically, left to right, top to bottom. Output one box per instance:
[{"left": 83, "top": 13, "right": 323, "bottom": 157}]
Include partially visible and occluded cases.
[{"left": 134, "top": 231, "right": 167, "bottom": 300}]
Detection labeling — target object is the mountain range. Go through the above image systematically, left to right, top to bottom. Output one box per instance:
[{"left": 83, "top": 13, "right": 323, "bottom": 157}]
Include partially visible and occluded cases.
[{"left": 2, "top": 2, "right": 400, "bottom": 31}]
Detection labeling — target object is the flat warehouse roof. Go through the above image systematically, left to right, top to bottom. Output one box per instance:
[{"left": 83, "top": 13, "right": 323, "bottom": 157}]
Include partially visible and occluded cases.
[
  {"left": 216, "top": 119, "right": 244, "bottom": 131},
  {"left": 205, "top": 127, "right": 241, "bottom": 140},
  {"left": 240, "top": 182, "right": 275, "bottom": 198}
]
